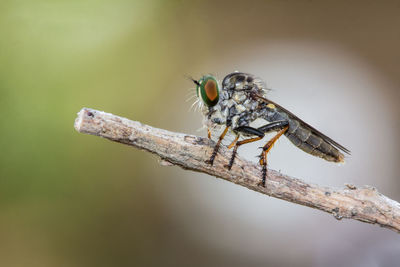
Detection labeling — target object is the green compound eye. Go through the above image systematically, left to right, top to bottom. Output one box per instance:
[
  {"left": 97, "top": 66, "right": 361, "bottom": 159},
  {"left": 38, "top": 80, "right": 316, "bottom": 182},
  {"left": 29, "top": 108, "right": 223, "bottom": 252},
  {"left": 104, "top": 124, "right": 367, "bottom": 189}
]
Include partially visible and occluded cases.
[{"left": 196, "top": 75, "right": 219, "bottom": 107}]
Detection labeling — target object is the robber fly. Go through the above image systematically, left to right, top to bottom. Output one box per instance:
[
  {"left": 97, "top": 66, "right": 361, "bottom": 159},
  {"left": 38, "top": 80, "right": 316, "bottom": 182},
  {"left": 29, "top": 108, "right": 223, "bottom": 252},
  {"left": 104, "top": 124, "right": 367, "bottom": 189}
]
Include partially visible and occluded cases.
[{"left": 191, "top": 72, "right": 350, "bottom": 187}]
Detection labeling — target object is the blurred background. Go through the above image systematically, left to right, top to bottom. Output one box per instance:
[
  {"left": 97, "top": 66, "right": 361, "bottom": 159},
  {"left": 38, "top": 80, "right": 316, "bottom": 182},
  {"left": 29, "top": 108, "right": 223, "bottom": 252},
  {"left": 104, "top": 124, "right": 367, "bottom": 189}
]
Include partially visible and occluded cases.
[{"left": 1, "top": 0, "right": 399, "bottom": 266}]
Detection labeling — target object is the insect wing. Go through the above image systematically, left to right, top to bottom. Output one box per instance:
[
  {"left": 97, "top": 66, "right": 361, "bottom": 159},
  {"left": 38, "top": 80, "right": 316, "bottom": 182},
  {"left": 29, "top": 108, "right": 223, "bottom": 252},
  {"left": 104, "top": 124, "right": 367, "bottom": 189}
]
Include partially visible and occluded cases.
[{"left": 254, "top": 93, "right": 351, "bottom": 155}]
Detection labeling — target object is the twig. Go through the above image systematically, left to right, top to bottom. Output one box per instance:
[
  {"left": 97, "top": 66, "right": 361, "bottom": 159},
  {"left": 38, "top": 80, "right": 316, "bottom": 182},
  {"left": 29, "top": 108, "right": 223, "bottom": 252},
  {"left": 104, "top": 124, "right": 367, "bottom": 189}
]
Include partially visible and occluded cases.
[{"left": 74, "top": 107, "right": 400, "bottom": 233}]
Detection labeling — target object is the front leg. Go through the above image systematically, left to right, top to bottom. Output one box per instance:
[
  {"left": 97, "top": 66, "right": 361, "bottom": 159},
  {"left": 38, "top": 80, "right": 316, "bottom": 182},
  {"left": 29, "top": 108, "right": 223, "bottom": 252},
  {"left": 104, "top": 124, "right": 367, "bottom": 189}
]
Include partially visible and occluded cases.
[{"left": 205, "top": 126, "right": 229, "bottom": 166}]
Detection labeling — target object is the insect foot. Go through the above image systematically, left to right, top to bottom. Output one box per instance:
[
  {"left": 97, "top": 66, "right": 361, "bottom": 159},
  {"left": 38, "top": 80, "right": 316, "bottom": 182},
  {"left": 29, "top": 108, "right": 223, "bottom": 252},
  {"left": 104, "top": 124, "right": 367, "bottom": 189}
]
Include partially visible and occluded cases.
[
  {"left": 223, "top": 153, "right": 236, "bottom": 170},
  {"left": 205, "top": 155, "right": 216, "bottom": 166},
  {"left": 205, "top": 159, "right": 214, "bottom": 166},
  {"left": 258, "top": 163, "right": 268, "bottom": 188},
  {"left": 223, "top": 164, "right": 232, "bottom": 170},
  {"left": 257, "top": 180, "right": 266, "bottom": 188}
]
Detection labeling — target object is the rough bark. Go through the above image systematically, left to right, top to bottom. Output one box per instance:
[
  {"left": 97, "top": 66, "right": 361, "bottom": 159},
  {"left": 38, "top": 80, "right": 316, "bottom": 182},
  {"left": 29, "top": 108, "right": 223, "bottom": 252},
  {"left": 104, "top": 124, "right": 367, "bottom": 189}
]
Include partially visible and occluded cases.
[{"left": 74, "top": 107, "right": 400, "bottom": 233}]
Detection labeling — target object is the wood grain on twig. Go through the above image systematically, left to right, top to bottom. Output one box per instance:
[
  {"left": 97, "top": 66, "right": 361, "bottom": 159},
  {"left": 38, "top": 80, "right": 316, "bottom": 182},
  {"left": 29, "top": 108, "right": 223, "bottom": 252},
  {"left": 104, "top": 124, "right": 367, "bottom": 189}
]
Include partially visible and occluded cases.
[{"left": 74, "top": 107, "right": 400, "bottom": 233}]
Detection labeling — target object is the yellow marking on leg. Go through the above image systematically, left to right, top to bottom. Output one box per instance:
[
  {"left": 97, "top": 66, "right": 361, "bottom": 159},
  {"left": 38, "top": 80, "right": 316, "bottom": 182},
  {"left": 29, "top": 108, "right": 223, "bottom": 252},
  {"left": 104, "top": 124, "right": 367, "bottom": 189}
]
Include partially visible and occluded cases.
[
  {"left": 267, "top": 103, "right": 276, "bottom": 109},
  {"left": 206, "top": 126, "right": 230, "bottom": 165},
  {"left": 219, "top": 126, "right": 229, "bottom": 140},
  {"left": 259, "top": 126, "right": 289, "bottom": 166},
  {"left": 263, "top": 126, "right": 289, "bottom": 154},
  {"left": 207, "top": 128, "right": 211, "bottom": 139},
  {"left": 225, "top": 135, "right": 263, "bottom": 170},
  {"left": 227, "top": 135, "right": 239, "bottom": 149},
  {"left": 237, "top": 136, "right": 263, "bottom": 146},
  {"left": 260, "top": 150, "right": 267, "bottom": 166},
  {"left": 259, "top": 156, "right": 264, "bottom": 166}
]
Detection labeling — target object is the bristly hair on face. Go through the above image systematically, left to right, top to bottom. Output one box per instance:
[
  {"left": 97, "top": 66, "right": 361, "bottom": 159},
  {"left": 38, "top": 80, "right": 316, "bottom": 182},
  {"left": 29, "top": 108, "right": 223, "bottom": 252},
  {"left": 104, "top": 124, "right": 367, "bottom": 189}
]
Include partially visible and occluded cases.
[{"left": 184, "top": 74, "right": 204, "bottom": 112}]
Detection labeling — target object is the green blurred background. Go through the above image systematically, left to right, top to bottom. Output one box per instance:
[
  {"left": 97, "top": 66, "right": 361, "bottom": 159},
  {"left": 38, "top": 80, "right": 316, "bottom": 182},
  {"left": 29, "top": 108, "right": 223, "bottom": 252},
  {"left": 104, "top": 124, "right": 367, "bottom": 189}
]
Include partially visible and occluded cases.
[{"left": 1, "top": 0, "right": 400, "bottom": 266}]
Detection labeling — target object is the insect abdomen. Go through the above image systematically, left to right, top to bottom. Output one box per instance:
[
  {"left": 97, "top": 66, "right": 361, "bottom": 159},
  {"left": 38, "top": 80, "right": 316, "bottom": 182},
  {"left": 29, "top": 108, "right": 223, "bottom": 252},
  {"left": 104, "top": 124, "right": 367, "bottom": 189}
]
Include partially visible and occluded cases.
[{"left": 285, "top": 119, "right": 344, "bottom": 163}]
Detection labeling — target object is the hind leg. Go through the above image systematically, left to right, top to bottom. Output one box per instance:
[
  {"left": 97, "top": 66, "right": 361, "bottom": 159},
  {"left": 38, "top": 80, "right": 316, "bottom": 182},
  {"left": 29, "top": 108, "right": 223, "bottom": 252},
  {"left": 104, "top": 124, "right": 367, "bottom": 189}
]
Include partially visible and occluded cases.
[{"left": 258, "top": 125, "right": 289, "bottom": 187}]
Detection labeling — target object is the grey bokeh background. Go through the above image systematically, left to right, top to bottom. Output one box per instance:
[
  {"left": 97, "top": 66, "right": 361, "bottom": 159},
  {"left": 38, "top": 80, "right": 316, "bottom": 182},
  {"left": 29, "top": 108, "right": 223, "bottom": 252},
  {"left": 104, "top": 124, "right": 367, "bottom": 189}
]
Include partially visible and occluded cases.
[{"left": 1, "top": 0, "right": 399, "bottom": 266}]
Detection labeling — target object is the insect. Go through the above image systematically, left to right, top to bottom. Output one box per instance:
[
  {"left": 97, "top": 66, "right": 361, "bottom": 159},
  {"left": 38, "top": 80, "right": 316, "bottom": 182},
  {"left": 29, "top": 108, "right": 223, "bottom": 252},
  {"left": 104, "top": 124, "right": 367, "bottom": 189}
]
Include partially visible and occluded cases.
[{"left": 191, "top": 72, "right": 350, "bottom": 187}]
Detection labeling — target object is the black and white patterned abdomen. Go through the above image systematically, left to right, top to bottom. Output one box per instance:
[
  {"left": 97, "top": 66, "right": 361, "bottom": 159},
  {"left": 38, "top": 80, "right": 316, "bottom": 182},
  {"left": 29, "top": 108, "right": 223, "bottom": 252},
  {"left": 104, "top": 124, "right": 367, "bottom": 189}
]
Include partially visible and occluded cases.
[{"left": 264, "top": 106, "right": 344, "bottom": 162}]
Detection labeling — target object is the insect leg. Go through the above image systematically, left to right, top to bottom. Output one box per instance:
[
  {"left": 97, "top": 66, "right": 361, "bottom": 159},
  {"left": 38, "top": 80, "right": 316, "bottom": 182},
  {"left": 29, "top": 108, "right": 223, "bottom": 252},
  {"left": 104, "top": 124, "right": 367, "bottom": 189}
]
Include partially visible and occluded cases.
[
  {"left": 257, "top": 120, "right": 289, "bottom": 165},
  {"left": 258, "top": 120, "right": 289, "bottom": 133},
  {"left": 259, "top": 123, "right": 289, "bottom": 187},
  {"left": 206, "top": 126, "right": 229, "bottom": 165},
  {"left": 224, "top": 126, "right": 265, "bottom": 170},
  {"left": 207, "top": 128, "right": 211, "bottom": 139},
  {"left": 227, "top": 135, "right": 240, "bottom": 149}
]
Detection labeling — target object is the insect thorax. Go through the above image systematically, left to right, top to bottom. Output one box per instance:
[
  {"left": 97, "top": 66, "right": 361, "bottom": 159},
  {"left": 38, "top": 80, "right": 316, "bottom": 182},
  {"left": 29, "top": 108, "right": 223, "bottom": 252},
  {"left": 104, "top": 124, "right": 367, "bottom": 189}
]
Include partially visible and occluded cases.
[{"left": 201, "top": 73, "right": 272, "bottom": 135}]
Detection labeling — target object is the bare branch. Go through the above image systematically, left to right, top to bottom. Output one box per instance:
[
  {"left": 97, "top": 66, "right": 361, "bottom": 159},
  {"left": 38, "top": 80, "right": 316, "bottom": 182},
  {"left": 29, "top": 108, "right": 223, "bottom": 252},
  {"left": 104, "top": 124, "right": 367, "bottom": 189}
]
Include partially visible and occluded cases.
[{"left": 74, "top": 107, "right": 400, "bottom": 233}]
